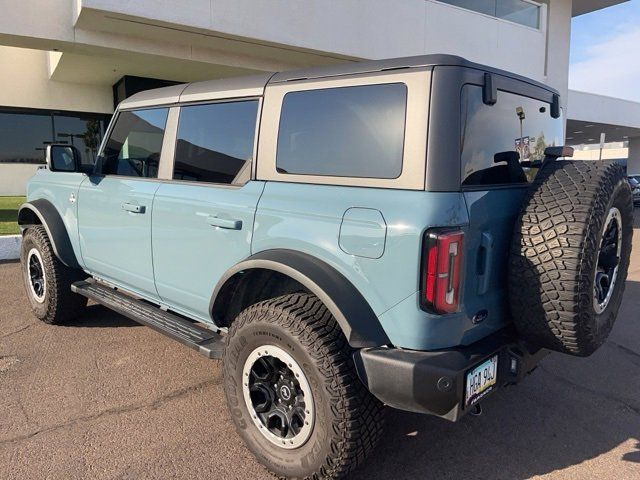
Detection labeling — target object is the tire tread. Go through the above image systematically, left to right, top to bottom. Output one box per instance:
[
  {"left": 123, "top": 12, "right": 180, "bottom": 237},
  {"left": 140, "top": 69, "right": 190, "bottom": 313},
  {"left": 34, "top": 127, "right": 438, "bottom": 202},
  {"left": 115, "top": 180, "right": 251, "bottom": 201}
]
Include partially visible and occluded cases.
[
  {"left": 509, "top": 160, "right": 633, "bottom": 356},
  {"left": 21, "top": 225, "right": 86, "bottom": 324},
  {"left": 226, "top": 293, "right": 385, "bottom": 480}
]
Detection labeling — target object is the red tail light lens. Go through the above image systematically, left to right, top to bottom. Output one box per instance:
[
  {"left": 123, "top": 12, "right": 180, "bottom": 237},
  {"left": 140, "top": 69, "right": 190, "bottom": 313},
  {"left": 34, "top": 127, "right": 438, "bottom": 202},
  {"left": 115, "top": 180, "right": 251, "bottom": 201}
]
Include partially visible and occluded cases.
[{"left": 421, "top": 229, "right": 464, "bottom": 314}]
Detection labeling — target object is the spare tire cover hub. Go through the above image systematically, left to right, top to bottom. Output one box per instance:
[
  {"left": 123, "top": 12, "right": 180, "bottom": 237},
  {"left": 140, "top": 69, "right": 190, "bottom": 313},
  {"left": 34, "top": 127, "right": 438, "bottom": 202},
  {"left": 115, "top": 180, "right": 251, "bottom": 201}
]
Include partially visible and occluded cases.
[{"left": 594, "top": 207, "right": 622, "bottom": 314}]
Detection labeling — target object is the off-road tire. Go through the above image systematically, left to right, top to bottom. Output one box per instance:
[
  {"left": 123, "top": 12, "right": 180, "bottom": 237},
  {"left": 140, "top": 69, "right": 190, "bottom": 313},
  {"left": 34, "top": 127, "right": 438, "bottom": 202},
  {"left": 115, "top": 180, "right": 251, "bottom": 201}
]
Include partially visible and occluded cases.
[
  {"left": 509, "top": 160, "right": 633, "bottom": 356},
  {"left": 20, "top": 225, "right": 87, "bottom": 324},
  {"left": 223, "top": 293, "right": 385, "bottom": 479}
]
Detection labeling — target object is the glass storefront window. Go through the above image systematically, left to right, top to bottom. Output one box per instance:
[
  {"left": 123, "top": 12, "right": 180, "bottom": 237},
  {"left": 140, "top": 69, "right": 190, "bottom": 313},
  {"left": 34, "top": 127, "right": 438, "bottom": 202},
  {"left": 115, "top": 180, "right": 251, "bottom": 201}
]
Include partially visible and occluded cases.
[
  {"left": 437, "top": 0, "right": 540, "bottom": 29},
  {"left": 438, "top": 0, "right": 495, "bottom": 16},
  {"left": 496, "top": 0, "right": 540, "bottom": 28},
  {"left": 0, "top": 108, "right": 110, "bottom": 166},
  {"left": 0, "top": 111, "right": 53, "bottom": 164}
]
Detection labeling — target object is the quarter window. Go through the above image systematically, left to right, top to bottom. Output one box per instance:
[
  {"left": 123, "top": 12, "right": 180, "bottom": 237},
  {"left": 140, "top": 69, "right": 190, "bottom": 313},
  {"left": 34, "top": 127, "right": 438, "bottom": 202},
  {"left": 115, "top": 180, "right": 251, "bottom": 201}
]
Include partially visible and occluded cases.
[
  {"left": 276, "top": 83, "right": 407, "bottom": 179},
  {"left": 460, "top": 85, "right": 564, "bottom": 187},
  {"left": 173, "top": 100, "right": 258, "bottom": 184},
  {"left": 101, "top": 108, "right": 169, "bottom": 178}
]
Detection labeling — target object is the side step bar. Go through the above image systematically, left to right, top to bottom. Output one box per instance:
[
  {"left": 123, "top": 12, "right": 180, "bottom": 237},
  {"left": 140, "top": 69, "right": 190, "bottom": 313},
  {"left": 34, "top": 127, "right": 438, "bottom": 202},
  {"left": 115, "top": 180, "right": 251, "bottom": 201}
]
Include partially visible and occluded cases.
[{"left": 71, "top": 279, "right": 225, "bottom": 359}]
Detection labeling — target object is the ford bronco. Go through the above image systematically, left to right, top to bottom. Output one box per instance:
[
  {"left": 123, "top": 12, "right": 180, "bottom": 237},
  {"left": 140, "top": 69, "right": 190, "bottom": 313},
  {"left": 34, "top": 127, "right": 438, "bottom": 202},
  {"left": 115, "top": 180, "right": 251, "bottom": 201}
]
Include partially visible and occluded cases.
[{"left": 18, "top": 55, "right": 633, "bottom": 479}]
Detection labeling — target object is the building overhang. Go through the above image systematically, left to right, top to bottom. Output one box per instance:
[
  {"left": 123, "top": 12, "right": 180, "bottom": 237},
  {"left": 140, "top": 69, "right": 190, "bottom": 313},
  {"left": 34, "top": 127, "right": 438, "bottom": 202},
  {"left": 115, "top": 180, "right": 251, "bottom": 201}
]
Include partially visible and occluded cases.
[
  {"left": 572, "top": 0, "right": 628, "bottom": 17},
  {"left": 567, "top": 90, "right": 640, "bottom": 144}
]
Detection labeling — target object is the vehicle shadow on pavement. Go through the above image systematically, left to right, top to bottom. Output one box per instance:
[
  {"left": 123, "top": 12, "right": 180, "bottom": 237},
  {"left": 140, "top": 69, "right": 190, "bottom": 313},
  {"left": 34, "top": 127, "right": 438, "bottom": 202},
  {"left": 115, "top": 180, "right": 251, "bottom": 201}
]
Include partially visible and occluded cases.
[
  {"left": 354, "top": 280, "right": 640, "bottom": 479},
  {"left": 63, "top": 304, "right": 141, "bottom": 328}
]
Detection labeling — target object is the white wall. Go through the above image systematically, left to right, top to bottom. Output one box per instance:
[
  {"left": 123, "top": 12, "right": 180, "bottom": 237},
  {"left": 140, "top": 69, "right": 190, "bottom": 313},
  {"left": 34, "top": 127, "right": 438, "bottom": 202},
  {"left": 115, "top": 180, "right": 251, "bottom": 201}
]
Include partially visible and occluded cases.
[
  {"left": 77, "top": 0, "right": 549, "bottom": 82},
  {"left": 80, "top": 0, "right": 429, "bottom": 59},
  {"left": 0, "top": 1, "right": 574, "bottom": 107},
  {"left": 423, "top": 1, "right": 546, "bottom": 82},
  {"left": 0, "top": 46, "right": 113, "bottom": 113},
  {"left": 0, "top": 164, "right": 41, "bottom": 196}
]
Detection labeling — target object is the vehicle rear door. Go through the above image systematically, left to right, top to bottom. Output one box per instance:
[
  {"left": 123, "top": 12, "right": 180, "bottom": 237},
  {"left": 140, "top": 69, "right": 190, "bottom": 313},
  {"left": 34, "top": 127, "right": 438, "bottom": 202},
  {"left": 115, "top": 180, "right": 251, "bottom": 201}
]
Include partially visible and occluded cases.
[
  {"left": 458, "top": 81, "right": 564, "bottom": 334},
  {"left": 151, "top": 98, "right": 263, "bottom": 322},
  {"left": 77, "top": 107, "right": 170, "bottom": 299}
]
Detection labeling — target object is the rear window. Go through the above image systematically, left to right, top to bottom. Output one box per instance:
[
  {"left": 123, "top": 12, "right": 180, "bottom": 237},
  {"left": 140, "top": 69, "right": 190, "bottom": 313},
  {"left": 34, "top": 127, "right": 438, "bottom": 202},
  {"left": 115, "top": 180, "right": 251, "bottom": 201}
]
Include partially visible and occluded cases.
[
  {"left": 276, "top": 83, "right": 407, "bottom": 179},
  {"left": 460, "top": 85, "right": 563, "bottom": 187}
]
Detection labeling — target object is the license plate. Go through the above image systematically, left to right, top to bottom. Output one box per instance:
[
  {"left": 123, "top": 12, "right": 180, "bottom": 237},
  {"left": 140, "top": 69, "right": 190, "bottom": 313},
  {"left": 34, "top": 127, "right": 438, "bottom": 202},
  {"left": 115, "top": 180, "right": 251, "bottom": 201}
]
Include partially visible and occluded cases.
[{"left": 465, "top": 355, "right": 498, "bottom": 407}]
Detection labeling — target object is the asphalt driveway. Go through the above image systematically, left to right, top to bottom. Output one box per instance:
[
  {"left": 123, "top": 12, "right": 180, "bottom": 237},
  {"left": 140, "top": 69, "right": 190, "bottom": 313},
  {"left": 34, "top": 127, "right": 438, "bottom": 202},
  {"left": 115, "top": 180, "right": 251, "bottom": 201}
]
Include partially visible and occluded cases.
[{"left": 1, "top": 215, "right": 639, "bottom": 479}]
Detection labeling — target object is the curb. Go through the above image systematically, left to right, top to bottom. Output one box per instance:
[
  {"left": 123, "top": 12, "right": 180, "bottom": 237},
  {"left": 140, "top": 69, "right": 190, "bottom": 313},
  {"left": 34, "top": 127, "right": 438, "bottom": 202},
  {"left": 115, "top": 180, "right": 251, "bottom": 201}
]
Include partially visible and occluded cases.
[{"left": 0, "top": 235, "right": 21, "bottom": 261}]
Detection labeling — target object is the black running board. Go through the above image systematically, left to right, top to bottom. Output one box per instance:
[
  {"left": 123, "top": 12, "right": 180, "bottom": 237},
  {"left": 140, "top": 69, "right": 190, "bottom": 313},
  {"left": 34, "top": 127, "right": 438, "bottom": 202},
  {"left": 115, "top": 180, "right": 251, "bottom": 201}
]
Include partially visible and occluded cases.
[{"left": 71, "top": 279, "right": 224, "bottom": 359}]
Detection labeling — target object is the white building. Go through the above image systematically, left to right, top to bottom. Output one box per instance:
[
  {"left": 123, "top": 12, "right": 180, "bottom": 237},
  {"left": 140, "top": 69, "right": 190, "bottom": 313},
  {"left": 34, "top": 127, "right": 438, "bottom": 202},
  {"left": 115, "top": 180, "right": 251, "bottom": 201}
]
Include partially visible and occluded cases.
[{"left": 1, "top": 0, "right": 638, "bottom": 194}]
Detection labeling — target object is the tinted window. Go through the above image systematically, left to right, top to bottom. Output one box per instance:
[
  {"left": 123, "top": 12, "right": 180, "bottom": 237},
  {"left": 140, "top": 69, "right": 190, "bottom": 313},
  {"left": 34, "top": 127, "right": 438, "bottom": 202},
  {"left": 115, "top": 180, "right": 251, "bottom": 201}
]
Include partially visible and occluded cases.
[
  {"left": 276, "top": 83, "right": 407, "bottom": 179},
  {"left": 460, "top": 85, "right": 563, "bottom": 187},
  {"left": 173, "top": 100, "right": 258, "bottom": 184},
  {"left": 101, "top": 108, "right": 168, "bottom": 178},
  {"left": 0, "top": 109, "right": 109, "bottom": 167},
  {"left": 0, "top": 111, "right": 52, "bottom": 164}
]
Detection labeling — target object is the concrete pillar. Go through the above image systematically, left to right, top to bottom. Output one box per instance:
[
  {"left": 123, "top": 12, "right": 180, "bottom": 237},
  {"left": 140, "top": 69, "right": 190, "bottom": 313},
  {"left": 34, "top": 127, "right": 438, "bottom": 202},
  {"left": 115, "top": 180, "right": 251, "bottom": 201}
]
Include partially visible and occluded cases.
[
  {"left": 544, "top": 0, "right": 572, "bottom": 108},
  {"left": 544, "top": 0, "right": 572, "bottom": 135},
  {"left": 628, "top": 138, "right": 640, "bottom": 175}
]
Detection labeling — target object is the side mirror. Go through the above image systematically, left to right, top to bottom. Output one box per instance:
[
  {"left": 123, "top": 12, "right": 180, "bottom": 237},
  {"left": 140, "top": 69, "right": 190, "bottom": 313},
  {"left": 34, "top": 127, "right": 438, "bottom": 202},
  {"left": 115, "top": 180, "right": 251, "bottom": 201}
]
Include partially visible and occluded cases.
[{"left": 46, "top": 144, "right": 81, "bottom": 172}]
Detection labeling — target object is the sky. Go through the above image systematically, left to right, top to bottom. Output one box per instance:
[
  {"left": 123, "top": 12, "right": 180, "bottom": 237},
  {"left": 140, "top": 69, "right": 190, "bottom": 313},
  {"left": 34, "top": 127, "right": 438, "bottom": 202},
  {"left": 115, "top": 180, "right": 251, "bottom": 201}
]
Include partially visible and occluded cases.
[{"left": 569, "top": 0, "right": 640, "bottom": 102}]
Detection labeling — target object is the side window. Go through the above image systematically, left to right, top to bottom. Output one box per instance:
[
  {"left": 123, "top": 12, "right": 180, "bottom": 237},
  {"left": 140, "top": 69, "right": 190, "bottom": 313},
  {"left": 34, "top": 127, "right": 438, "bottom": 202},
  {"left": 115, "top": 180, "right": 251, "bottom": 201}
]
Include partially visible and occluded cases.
[
  {"left": 276, "top": 83, "right": 407, "bottom": 179},
  {"left": 460, "top": 85, "right": 564, "bottom": 187},
  {"left": 173, "top": 100, "right": 258, "bottom": 184},
  {"left": 101, "top": 108, "right": 168, "bottom": 178}
]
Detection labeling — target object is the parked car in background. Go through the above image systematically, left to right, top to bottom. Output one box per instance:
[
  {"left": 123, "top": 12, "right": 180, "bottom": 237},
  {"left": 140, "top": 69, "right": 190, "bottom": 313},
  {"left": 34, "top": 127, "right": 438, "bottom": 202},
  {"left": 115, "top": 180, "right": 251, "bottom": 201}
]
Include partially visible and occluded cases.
[{"left": 17, "top": 55, "right": 634, "bottom": 480}]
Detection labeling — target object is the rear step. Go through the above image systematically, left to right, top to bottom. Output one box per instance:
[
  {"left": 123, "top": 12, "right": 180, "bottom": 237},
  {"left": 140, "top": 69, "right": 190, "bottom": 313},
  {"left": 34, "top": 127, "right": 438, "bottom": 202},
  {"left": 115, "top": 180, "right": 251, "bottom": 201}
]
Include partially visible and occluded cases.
[{"left": 71, "top": 279, "right": 224, "bottom": 359}]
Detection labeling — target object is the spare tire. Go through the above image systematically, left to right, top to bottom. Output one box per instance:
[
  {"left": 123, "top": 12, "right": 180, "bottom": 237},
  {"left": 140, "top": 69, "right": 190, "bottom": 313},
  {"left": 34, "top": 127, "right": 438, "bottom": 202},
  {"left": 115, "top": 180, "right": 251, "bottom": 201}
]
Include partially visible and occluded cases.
[{"left": 509, "top": 160, "right": 633, "bottom": 356}]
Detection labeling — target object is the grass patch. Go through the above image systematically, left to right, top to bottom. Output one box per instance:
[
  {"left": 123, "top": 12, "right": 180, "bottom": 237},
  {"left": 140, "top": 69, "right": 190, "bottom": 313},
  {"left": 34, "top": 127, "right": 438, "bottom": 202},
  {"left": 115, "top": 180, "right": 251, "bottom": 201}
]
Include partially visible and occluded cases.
[{"left": 0, "top": 196, "right": 25, "bottom": 235}]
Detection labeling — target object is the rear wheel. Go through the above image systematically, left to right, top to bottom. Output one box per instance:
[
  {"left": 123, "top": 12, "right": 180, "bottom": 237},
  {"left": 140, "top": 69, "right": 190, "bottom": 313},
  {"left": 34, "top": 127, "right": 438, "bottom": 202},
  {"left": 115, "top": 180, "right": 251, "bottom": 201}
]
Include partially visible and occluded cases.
[
  {"left": 509, "top": 161, "right": 633, "bottom": 356},
  {"left": 20, "top": 225, "right": 87, "bottom": 324},
  {"left": 223, "top": 293, "right": 385, "bottom": 479}
]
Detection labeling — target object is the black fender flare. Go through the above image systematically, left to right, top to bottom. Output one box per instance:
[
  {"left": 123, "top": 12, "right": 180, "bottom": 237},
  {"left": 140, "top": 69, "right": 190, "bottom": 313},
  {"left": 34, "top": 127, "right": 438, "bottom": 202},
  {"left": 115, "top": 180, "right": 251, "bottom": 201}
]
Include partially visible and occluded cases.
[
  {"left": 18, "top": 199, "right": 80, "bottom": 269},
  {"left": 210, "top": 249, "right": 391, "bottom": 348}
]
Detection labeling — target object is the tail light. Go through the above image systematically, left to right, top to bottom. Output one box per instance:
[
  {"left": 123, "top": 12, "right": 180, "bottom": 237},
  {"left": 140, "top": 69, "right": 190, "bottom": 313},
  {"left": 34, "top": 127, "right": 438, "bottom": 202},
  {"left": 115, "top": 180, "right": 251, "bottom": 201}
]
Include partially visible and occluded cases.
[{"left": 421, "top": 229, "right": 464, "bottom": 314}]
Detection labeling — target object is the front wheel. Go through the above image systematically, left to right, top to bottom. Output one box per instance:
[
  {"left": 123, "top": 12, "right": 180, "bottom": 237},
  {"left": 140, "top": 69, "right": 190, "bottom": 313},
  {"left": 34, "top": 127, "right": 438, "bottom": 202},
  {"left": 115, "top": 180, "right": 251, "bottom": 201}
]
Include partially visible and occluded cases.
[
  {"left": 20, "top": 225, "right": 87, "bottom": 324},
  {"left": 223, "top": 293, "right": 385, "bottom": 479}
]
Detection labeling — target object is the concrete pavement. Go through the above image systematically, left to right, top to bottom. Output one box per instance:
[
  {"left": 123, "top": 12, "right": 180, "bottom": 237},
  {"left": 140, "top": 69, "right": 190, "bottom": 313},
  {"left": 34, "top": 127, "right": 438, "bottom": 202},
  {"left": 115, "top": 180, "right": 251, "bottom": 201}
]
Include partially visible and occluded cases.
[{"left": 1, "top": 217, "right": 639, "bottom": 479}]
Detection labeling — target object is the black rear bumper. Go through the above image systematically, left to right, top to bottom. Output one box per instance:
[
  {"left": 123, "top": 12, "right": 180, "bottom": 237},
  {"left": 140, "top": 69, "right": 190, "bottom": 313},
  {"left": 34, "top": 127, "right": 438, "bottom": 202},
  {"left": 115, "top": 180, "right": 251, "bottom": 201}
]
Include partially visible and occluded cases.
[{"left": 353, "top": 328, "right": 548, "bottom": 421}]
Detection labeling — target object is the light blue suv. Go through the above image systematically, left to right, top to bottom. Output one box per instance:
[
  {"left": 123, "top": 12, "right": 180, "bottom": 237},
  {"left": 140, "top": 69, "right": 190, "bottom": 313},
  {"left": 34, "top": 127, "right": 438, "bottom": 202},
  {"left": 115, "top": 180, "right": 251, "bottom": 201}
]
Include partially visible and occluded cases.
[{"left": 18, "top": 55, "right": 633, "bottom": 479}]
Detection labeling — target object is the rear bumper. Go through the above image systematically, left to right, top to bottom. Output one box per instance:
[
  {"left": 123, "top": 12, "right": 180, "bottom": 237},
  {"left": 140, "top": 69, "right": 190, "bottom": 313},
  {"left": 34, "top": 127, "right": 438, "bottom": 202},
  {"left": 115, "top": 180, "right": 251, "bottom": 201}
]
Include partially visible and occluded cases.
[{"left": 353, "top": 328, "right": 548, "bottom": 421}]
